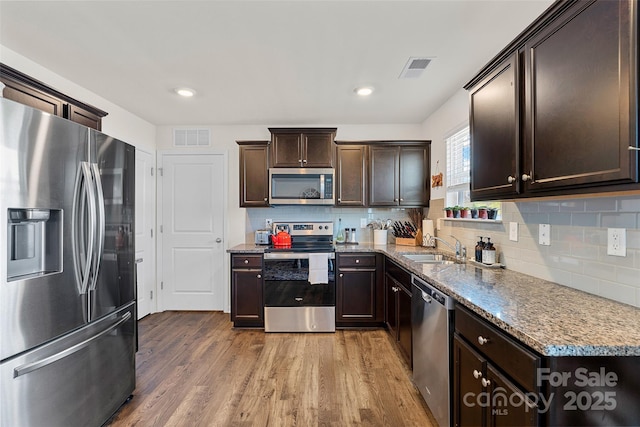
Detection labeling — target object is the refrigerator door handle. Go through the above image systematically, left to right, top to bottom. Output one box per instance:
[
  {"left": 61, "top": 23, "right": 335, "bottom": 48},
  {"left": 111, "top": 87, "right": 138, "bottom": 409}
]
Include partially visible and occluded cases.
[
  {"left": 72, "top": 162, "right": 96, "bottom": 295},
  {"left": 89, "top": 163, "right": 106, "bottom": 291},
  {"left": 13, "top": 311, "right": 132, "bottom": 378}
]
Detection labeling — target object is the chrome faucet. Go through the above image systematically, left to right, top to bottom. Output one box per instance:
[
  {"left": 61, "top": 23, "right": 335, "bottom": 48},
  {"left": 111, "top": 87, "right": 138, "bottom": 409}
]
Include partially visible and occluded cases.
[{"left": 425, "top": 233, "right": 466, "bottom": 261}]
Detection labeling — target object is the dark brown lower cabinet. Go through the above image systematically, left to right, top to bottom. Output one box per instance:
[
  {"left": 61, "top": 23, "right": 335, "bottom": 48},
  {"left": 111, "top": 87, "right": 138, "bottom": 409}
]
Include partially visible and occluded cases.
[
  {"left": 336, "top": 253, "right": 383, "bottom": 326},
  {"left": 230, "top": 254, "right": 264, "bottom": 327},
  {"left": 384, "top": 258, "right": 412, "bottom": 367},
  {"left": 453, "top": 335, "right": 538, "bottom": 427}
]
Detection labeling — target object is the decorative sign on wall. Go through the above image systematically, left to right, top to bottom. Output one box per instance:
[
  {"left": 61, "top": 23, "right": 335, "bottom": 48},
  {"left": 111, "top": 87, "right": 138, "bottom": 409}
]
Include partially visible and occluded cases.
[{"left": 431, "top": 160, "right": 443, "bottom": 188}]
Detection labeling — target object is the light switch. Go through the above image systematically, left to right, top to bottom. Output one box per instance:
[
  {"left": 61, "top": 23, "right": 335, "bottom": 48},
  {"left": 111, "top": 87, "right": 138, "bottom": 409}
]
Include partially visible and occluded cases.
[
  {"left": 509, "top": 222, "right": 518, "bottom": 242},
  {"left": 539, "top": 224, "right": 550, "bottom": 246}
]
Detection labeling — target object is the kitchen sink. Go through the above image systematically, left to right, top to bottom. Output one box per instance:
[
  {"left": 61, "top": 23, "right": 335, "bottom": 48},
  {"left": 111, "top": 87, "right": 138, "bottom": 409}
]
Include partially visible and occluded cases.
[{"left": 402, "top": 254, "right": 455, "bottom": 265}]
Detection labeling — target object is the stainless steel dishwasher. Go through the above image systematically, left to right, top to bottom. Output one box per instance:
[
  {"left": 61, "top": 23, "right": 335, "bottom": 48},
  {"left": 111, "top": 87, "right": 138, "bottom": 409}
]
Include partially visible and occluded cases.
[{"left": 411, "top": 274, "right": 455, "bottom": 427}]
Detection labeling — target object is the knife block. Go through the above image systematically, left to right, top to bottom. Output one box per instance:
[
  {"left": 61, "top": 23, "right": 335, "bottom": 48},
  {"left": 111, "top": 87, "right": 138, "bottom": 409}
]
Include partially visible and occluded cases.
[{"left": 395, "top": 230, "right": 422, "bottom": 246}]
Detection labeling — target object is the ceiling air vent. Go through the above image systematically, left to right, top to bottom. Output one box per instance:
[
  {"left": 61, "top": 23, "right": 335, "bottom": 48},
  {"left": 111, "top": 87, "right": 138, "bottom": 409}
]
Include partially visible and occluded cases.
[
  {"left": 399, "top": 57, "right": 432, "bottom": 79},
  {"left": 173, "top": 128, "right": 211, "bottom": 147}
]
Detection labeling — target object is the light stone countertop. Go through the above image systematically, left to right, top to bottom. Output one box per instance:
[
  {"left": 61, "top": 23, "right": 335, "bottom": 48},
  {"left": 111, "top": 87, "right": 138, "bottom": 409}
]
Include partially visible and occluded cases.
[{"left": 228, "top": 242, "right": 640, "bottom": 357}]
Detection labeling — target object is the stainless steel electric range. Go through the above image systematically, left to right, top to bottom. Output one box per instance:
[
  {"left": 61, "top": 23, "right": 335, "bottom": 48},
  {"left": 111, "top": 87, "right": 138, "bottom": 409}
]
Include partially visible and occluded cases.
[{"left": 263, "top": 221, "right": 335, "bottom": 332}]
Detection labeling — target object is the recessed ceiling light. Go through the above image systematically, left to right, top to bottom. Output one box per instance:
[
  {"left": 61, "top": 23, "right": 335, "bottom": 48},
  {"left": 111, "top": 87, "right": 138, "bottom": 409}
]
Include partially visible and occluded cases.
[
  {"left": 354, "top": 87, "right": 374, "bottom": 96},
  {"left": 175, "top": 88, "right": 196, "bottom": 97}
]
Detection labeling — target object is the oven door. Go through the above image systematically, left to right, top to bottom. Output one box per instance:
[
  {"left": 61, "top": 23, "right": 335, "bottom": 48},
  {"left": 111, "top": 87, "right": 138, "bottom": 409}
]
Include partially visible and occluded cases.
[{"left": 263, "top": 252, "right": 336, "bottom": 332}]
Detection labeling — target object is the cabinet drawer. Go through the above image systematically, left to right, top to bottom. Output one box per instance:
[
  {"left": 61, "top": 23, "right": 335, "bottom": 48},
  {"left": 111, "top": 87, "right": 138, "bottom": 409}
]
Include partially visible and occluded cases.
[
  {"left": 338, "top": 253, "right": 376, "bottom": 268},
  {"left": 232, "top": 254, "right": 262, "bottom": 268},
  {"left": 455, "top": 305, "right": 540, "bottom": 391}
]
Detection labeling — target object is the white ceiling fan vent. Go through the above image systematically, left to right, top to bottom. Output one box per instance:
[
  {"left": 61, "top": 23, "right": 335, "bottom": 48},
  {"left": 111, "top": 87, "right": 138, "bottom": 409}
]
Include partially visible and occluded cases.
[
  {"left": 399, "top": 57, "right": 432, "bottom": 79},
  {"left": 173, "top": 128, "right": 211, "bottom": 147}
]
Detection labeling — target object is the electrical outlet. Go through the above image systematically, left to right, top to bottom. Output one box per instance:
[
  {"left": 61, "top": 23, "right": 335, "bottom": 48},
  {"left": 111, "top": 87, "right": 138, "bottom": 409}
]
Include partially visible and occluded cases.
[
  {"left": 265, "top": 218, "right": 273, "bottom": 229},
  {"left": 360, "top": 218, "right": 367, "bottom": 228},
  {"left": 509, "top": 222, "right": 519, "bottom": 242},
  {"left": 539, "top": 224, "right": 550, "bottom": 246},
  {"left": 607, "top": 228, "right": 626, "bottom": 257}
]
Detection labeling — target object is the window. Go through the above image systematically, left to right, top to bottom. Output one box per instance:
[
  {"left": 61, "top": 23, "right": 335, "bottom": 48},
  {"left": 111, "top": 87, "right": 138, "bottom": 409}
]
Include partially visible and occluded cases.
[{"left": 445, "top": 126, "right": 470, "bottom": 208}]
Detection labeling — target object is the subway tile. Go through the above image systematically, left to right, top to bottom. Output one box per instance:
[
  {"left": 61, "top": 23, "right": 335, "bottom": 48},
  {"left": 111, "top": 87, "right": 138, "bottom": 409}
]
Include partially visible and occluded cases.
[
  {"left": 618, "top": 196, "right": 640, "bottom": 212},
  {"left": 585, "top": 197, "right": 617, "bottom": 212},
  {"left": 559, "top": 200, "right": 586, "bottom": 212},
  {"left": 515, "top": 201, "right": 540, "bottom": 213},
  {"left": 538, "top": 202, "right": 561, "bottom": 213},
  {"left": 521, "top": 212, "right": 550, "bottom": 224},
  {"left": 548, "top": 213, "right": 572, "bottom": 226},
  {"left": 571, "top": 213, "right": 599, "bottom": 227},
  {"left": 601, "top": 213, "right": 637, "bottom": 228},
  {"left": 557, "top": 227, "right": 584, "bottom": 243},
  {"left": 583, "top": 229, "right": 605, "bottom": 246},
  {"left": 628, "top": 230, "right": 640, "bottom": 250},
  {"left": 546, "top": 254, "right": 583, "bottom": 273},
  {"left": 583, "top": 261, "right": 615, "bottom": 281},
  {"left": 615, "top": 266, "right": 640, "bottom": 287},
  {"left": 570, "top": 273, "right": 600, "bottom": 295},
  {"left": 599, "top": 279, "right": 637, "bottom": 307}
]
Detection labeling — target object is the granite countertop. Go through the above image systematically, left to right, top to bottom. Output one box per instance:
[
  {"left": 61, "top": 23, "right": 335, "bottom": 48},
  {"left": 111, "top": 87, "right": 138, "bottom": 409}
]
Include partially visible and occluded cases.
[{"left": 228, "top": 242, "right": 640, "bottom": 357}]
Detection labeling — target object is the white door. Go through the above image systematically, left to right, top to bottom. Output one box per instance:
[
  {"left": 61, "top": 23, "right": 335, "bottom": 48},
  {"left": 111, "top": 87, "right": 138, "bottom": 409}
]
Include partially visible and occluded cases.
[
  {"left": 135, "top": 149, "right": 156, "bottom": 319},
  {"left": 158, "top": 152, "right": 226, "bottom": 311}
]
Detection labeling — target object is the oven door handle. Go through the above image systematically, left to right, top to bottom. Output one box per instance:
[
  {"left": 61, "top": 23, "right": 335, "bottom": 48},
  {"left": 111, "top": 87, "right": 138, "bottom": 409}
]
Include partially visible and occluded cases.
[{"left": 264, "top": 252, "right": 335, "bottom": 260}]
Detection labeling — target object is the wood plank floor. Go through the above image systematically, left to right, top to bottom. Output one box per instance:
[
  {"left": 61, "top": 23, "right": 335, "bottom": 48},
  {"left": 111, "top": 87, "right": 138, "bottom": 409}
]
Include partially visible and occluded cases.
[{"left": 107, "top": 311, "right": 437, "bottom": 427}]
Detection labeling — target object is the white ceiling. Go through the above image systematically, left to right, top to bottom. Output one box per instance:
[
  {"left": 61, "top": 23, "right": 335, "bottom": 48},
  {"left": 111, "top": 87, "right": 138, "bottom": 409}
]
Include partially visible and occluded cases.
[{"left": 0, "top": 1, "right": 553, "bottom": 126}]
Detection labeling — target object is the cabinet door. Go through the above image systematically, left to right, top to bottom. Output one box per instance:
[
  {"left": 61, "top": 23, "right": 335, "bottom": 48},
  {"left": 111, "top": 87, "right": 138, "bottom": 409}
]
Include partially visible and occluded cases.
[
  {"left": 524, "top": 0, "right": 637, "bottom": 191},
  {"left": 469, "top": 53, "right": 520, "bottom": 201},
  {"left": 1, "top": 77, "right": 64, "bottom": 117},
  {"left": 65, "top": 104, "right": 102, "bottom": 130},
  {"left": 303, "top": 132, "right": 334, "bottom": 168},
  {"left": 271, "top": 133, "right": 302, "bottom": 167},
  {"left": 239, "top": 144, "right": 269, "bottom": 207},
  {"left": 336, "top": 145, "right": 367, "bottom": 206},
  {"left": 399, "top": 145, "right": 430, "bottom": 206},
  {"left": 369, "top": 146, "right": 399, "bottom": 206},
  {"left": 231, "top": 268, "right": 264, "bottom": 327},
  {"left": 336, "top": 269, "right": 377, "bottom": 323},
  {"left": 397, "top": 283, "right": 412, "bottom": 367},
  {"left": 453, "top": 335, "right": 485, "bottom": 427},
  {"left": 486, "top": 365, "right": 537, "bottom": 427}
]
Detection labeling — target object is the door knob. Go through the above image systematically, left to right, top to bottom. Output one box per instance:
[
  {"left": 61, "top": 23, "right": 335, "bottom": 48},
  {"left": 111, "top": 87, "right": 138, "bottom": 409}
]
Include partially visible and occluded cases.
[
  {"left": 521, "top": 174, "right": 532, "bottom": 182},
  {"left": 507, "top": 175, "right": 516, "bottom": 183},
  {"left": 216, "top": 238, "right": 222, "bottom": 243},
  {"left": 477, "top": 336, "right": 489, "bottom": 345},
  {"left": 473, "top": 369, "right": 482, "bottom": 379},
  {"left": 481, "top": 378, "right": 491, "bottom": 387}
]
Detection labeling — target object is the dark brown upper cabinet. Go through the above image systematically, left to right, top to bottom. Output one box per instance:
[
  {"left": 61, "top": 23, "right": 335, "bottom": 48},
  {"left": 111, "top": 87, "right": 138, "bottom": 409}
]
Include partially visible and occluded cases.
[
  {"left": 466, "top": 0, "right": 638, "bottom": 201},
  {"left": 523, "top": 0, "right": 637, "bottom": 192},
  {"left": 469, "top": 53, "right": 520, "bottom": 200},
  {"left": 1, "top": 63, "right": 107, "bottom": 130},
  {"left": 269, "top": 128, "right": 336, "bottom": 168},
  {"left": 237, "top": 141, "right": 270, "bottom": 207},
  {"left": 335, "top": 143, "right": 367, "bottom": 207},
  {"left": 369, "top": 143, "right": 430, "bottom": 207}
]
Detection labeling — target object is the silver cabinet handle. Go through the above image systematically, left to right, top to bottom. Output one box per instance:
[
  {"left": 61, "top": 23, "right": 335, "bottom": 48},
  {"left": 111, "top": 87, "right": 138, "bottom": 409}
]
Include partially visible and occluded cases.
[
  {"left": 629, "top": 146, "right": 640, "bottom": 151},
  {"left": 302, "top": 159, "right": 308, "bottom": 163},
  {"left": 521, "top": 174, "right": 532, "bottom": 182},
  {"left": 507, "top": 175, "right": 516, "bottom": 183},
  {"left": 263, "top": 197, "right": 268, "bottom": 202},
  {"left": 337, "top": 198, "right": 341, "bottom": 202},
  {"left": 394, "top": 198, "right": 398, "bottom": 202},
  {"left": 400, "top": 198, "right": 404, "bottom": 201},
  {"left": 216, "top": 238, "right": 222, "bottom": 243},
  {"left": 135, "top": 258, "right": 143, "bottom": 264},
  {"left": 244, "top": 259, "right": 249, "bottom": 264},
  {"left": 355, "top": 259, "right": 360, "bottom": 263},
  {"left": 339, "top": 273, "right": 344, "bottom": 277},
  {"left": 257, "top": 274, "right": 262, "bottom": 279},
  {"left": 295, "top": 297, "right": 303, "bottom": 302},
  {"left": 478, "top": 336, "right": 489, "bottom": 345},
  {"left": 473, "top": 369, "right": 482, "bottom": 379},
  {"left": 481, "top": 378, "right": 491, "bottom": 387}
]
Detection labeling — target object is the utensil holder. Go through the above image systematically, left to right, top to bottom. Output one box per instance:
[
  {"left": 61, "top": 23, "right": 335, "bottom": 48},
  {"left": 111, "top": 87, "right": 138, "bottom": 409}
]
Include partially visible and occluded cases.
[{"left": 373, "top": 229, "right": 387, "bottom": 245}]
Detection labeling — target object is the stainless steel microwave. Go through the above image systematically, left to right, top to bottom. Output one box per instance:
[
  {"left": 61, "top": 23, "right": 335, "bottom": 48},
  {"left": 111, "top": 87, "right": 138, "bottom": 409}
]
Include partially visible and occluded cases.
[{"left": 269, "top": 168, "right": 334, "bottom": 205}]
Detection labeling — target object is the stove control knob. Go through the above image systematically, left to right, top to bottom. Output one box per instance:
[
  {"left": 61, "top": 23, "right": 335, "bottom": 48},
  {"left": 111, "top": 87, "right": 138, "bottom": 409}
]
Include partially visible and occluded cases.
[{"left": 324, "top": 226, "right": 329, "bottom": 230}]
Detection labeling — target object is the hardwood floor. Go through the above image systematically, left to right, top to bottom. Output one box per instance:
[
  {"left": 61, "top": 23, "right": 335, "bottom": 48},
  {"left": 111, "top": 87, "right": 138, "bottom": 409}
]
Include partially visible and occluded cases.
[{"left": 107, "top": 311, "right": 437, "bottom": 427}]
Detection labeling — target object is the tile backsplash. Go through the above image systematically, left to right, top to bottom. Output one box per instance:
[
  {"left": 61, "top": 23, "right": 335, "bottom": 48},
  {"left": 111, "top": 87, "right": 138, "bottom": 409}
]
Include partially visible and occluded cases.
[
  {"left": 244, "top": 194, "right": 640, "bottom": 308},
  {"left": 438, "top": 195, "right": 640, "bottom": 308},
  {"left": 245, "top": 206, "right": 414, "bottom": 244}
]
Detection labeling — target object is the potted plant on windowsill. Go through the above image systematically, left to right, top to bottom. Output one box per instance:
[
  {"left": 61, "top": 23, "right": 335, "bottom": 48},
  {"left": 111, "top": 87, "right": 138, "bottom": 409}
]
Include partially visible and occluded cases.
[
  {"left": 452, "top": 206, "right": 461, "bottom": 218},
  {"left": 477, "top": 206, "right": 488, "bottom": 219},
  {"left": 444, "top": 207, "right": 453, "bottom": 218},
  {"left": 460, "top": 207, "right": 471, "bottom": 218},
  {"left": 470, "top": 207, "right": 479, "bottom": 219},
  {"left": 487, "top": 207, "right": 499, "bottom": 220}
]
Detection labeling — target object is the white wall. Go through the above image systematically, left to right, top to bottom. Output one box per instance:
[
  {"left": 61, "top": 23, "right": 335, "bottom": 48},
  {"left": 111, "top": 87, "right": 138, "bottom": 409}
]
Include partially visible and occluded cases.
[
  {"left": 0, "top": 46, "right": 156, "bottom": 151},
  {"left": 420, "top": 90, "right": 640, "bottom": 308}
]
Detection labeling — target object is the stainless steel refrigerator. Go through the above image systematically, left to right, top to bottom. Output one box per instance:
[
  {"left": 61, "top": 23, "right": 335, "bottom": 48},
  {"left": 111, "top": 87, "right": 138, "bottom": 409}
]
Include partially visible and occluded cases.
[{"left": 0, "top": 98, "right": 136, "bottom": 426}]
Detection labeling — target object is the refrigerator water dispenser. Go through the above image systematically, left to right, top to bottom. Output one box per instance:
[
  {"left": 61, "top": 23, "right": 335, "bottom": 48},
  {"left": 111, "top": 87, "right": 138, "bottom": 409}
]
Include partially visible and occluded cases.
[{"left": 7, "top": 208, "right": 62, "bottom": 281}]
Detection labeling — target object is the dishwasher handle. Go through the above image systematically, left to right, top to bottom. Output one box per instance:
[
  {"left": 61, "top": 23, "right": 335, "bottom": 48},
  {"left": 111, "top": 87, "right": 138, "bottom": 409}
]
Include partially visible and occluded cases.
[
  {"left": 411, "top": 274, "right": 455, "bottom": 310},
  {"left": 421, "top": 291, "right": 432, "bottom": 304}
]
